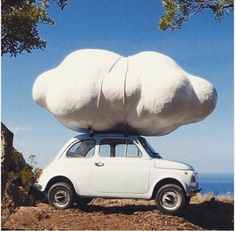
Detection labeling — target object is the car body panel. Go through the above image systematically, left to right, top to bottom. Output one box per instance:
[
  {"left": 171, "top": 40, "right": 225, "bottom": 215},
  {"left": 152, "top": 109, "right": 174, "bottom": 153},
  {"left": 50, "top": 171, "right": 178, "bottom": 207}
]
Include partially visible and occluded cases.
[
  {"left": 36, "top": 133, "right": 200, "bottom": 199},
  {"left": 93, "top": 157, "right": 150, "bottom": 194}
]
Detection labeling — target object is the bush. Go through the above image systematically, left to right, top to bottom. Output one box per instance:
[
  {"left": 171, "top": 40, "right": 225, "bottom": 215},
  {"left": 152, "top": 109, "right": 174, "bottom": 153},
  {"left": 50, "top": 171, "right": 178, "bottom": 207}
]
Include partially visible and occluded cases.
[{"left": 8, "top": 149, "right": 34, "bottom": 189}]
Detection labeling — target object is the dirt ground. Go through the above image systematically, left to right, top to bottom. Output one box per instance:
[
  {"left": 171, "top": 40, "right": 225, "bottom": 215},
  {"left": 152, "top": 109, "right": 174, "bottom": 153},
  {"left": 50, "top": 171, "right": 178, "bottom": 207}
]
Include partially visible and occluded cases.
[{"left": 2, "top": 198, "right": 234, "bottom": 230}]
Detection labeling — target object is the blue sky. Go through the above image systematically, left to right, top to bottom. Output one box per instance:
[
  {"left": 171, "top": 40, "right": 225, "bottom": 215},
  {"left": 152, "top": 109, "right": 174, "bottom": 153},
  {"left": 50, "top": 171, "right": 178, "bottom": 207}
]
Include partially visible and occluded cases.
[{"left": 2, "top": 0, "right": 234, "bottom": 173}]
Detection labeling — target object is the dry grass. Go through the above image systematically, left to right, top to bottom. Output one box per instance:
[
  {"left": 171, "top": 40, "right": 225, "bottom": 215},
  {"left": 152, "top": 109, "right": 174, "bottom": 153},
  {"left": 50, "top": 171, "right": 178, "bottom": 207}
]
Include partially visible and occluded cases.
[{"left": 191, "top": 193, "right": 234, "bottom": 204}]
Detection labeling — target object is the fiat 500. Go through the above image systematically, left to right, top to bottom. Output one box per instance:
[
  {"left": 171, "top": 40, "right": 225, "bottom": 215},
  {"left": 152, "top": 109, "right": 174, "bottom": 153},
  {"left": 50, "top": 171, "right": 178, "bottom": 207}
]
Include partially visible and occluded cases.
[{"left": 34, "top": 133, "right": 200, "bottom": 214}]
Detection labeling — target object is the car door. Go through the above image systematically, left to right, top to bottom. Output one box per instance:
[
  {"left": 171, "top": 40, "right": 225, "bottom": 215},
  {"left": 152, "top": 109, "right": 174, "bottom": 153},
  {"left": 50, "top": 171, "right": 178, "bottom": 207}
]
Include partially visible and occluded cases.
[
  {"left": 60, "top": 138, "right": 97, "bottom": 196},
  {"left": 93, "top": 138, "right": 150, "bottom": 195}
]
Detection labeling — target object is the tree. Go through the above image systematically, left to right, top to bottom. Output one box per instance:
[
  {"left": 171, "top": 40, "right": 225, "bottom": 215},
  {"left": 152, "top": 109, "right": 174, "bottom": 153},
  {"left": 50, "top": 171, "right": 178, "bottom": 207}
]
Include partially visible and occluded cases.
[
  {"left": 1, "top": 0, "right": 68, "bottom": 56},
  {"left": 159, "top": 0, "right": 234, "bottom": 30},
  {"left": 1, "top": 1, "right": 234, "bottom": 56}
]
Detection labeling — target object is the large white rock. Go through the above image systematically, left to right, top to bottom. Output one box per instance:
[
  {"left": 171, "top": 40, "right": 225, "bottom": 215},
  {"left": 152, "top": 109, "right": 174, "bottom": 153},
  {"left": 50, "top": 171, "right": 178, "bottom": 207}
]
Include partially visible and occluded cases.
[{"left": 32, "top": 49, "right": 217, "bottom": 136}]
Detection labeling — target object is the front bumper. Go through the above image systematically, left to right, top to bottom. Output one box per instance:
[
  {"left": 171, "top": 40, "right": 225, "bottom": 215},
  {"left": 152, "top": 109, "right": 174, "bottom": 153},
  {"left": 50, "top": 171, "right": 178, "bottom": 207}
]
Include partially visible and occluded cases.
[
  {"left": 187, "top": 187, "right": 201, "bottom": 196},
  {"left": 190, "top": 187, "right": 201, "bottom": 194}
]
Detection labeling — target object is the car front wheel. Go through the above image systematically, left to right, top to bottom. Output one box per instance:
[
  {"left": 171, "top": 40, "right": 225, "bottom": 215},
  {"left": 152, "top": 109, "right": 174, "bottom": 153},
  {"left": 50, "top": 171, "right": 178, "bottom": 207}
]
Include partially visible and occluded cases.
[
  {"left": 48, "top": 182, "right": 74, "bottom": 209},
  {"left": 155, "top": 184, "right": 186, "bottom": 215}
]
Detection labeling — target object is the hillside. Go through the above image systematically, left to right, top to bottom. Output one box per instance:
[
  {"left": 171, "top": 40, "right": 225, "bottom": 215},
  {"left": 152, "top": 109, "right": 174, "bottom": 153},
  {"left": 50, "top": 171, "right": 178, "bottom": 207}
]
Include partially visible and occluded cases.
[{"left": 2, "top": 195, "right": 233, "bottom": 230}]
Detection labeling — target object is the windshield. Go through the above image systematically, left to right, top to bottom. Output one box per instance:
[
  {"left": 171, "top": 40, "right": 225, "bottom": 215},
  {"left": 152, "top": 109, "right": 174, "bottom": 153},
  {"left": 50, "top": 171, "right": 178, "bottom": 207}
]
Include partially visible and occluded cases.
[{"left": 138, "top": 137, "right": 162, "bottom": 159}]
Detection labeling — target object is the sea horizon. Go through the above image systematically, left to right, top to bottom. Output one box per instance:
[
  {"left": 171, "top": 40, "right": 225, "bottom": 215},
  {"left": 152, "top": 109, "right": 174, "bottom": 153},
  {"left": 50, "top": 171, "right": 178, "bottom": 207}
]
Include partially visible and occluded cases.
[{"left": 198, "top": 172, "right": 234, "bottom": 196}]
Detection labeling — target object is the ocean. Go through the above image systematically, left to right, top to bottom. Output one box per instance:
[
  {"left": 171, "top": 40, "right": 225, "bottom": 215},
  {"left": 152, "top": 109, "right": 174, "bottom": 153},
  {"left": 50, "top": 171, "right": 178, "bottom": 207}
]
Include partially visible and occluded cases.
[{"left": 199, "top": 173, "right": 234, "bottom": 196}]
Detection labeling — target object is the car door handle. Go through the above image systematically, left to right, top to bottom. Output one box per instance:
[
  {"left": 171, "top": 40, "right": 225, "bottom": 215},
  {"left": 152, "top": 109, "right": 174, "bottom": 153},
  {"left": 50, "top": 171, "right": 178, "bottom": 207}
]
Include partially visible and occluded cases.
[{"left": 95, "top": 162, "right": 104, "bottom": 167}]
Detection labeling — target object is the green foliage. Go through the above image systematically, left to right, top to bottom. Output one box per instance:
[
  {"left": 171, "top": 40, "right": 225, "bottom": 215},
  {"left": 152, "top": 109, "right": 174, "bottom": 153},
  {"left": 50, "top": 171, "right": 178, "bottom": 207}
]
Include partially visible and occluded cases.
[
  {"left": 1, "top": 0, "right": 68, "bottom": 56},
  {"left": 2, "top": 0, "right": 233, "bottom": 56},
  {"left": 160, "top": 0, "right": 234, "bottom": 30},
  {"left": 8, "top": 149, "right": 34, "bottom": 188},
  {"left": 10, "top": 149, "right": 26, "bottom": 172},
  {"left": 20, "top": 165, "right": 34, "bottom": 186}
]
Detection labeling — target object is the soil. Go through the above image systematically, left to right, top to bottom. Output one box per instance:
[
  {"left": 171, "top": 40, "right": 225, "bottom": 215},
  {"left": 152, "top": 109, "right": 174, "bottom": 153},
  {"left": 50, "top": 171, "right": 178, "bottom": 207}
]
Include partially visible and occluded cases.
[{"left": 2, "top": 198, "right": 234, "bottom": 230}]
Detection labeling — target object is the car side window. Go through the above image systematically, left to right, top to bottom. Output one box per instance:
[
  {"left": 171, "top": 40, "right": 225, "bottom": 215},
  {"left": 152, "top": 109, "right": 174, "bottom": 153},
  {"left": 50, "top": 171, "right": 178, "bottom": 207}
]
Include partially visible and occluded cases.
[
  {"left": 99, "top": 138, "right": 141, "bottom": 158},
  {"left": 67, "top": 139, "right": 96, "bottom": 158},
  {"left": 116, "top": 141, "right": 141, "bottom": 158},
  {"left": 127, "top": 143, "right": 141, "bottom": 158},
  {"left": 99, "top": 144, "right": 111, "bottom": 157},
  {"left": 115, "top": 144, "right": 126, "bottom": 157}
]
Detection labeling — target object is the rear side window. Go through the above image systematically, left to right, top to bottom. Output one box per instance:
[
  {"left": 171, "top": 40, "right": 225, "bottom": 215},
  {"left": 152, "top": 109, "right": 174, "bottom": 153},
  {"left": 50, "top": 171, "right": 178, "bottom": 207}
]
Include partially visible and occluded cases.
[
  {"left": 99, "top": 138, "right": 142, "bottom": 158},
  {"left": 67, "top": 139, "right": 96, "bottom": 158},
  {"left": 116, "top": 142, "right": 141, "bottom": 158}
]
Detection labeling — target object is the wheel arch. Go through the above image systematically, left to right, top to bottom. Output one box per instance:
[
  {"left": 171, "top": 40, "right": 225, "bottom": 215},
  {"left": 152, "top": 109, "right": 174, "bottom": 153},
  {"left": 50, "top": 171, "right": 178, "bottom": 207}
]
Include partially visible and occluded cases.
[
  {"left": 45, "top": 175, "right": 77, "bottom": 195},
  {"left": 151, "top": 178, "right": 186, "bottom": 199}
]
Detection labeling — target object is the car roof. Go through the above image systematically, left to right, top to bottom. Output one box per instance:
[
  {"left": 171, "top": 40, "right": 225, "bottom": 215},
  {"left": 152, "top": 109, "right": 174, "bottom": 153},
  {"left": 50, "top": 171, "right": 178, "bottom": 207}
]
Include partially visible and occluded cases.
[{"left": 73, "top": 132, "right": 142, "bottom": 140}]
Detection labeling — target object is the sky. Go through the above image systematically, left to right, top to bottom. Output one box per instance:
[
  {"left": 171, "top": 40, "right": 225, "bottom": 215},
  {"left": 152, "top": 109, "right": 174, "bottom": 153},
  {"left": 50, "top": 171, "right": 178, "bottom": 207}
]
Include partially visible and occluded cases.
[{"left": 1, "top": 0, "right": 234, "bottom": 174}]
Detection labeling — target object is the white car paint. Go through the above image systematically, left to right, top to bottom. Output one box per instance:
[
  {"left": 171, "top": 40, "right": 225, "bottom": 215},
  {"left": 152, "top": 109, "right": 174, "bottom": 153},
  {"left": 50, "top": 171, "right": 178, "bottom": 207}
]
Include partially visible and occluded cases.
[{"left": 36, "top": 133, "right": 200, "bottom": 199}]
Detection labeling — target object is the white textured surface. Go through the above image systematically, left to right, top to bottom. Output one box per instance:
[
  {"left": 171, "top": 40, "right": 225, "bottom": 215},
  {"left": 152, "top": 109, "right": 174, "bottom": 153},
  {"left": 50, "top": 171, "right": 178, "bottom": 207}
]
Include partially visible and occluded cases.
[{"left": 32, "top": 49, "right": 217, "bottom": 136}]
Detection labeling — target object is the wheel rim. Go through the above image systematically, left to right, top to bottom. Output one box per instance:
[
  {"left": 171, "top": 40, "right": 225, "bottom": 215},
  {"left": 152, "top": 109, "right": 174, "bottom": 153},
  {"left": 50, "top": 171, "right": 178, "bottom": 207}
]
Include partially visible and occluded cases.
[
  {"left": 52, "top": 189, "right": 70, "bottom": 208},
  {"left": 160, "top": 189, "right": 182, "bottom": 211}
]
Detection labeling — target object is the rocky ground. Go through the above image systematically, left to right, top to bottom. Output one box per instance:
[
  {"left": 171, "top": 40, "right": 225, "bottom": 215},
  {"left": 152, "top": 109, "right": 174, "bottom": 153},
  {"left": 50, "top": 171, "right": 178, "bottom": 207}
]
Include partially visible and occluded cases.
[{"left": 2, "top": 196, "right": 234, "bottom": 230}]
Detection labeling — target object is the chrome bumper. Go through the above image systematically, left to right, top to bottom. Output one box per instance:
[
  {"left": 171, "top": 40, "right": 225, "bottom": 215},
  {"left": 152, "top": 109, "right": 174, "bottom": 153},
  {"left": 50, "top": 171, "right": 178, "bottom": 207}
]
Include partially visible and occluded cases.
[
  {"left": 187, "top": 187, "right": 201, "bottom": 196},
  {"left": 191, "top": 187, "right": 201, "bottom": 194}
]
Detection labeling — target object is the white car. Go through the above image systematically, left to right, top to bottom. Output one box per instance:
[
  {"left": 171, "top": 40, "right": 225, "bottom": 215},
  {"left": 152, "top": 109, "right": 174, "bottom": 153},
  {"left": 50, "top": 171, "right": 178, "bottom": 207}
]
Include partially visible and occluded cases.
[{"left": 35, "top": 133, "right": 200, "bottom": 214}]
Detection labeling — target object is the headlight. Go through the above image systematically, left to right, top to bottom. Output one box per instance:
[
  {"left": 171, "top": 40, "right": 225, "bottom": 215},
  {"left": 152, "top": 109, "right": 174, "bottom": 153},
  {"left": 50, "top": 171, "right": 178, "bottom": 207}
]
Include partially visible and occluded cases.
[{"left": 191, "top": 172, "right": 197, "bottom": 183}]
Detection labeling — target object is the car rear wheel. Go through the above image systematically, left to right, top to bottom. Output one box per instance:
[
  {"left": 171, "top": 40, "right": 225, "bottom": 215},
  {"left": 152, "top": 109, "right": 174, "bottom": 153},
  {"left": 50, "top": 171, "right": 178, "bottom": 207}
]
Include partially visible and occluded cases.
[
  {"left": 48, "top": 182, "right": 74, "bottom": 209},
  {"left": 155, "top": 184, "right": 186, "bottom": 215}
]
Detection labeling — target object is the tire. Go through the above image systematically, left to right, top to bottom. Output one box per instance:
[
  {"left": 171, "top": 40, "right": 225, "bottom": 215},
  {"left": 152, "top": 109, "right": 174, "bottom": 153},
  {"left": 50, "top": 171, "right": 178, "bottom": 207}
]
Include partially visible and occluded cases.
[
  {"left": 48, "top": 182, "right": 74, "bottom": 209},
  {"left": 155, "top": 184, "right": 186, "bottom": 215},
  {"left": 185, "top": 196, "right": 191, "bottom": 207},
  {"left": 77, "top": 197, "right": 93, "bottom": 208}
]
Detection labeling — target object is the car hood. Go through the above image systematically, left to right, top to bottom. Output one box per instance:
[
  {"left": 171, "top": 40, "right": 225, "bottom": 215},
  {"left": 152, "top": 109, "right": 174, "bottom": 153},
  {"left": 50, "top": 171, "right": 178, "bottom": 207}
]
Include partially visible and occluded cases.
[{"left": 154, "top": 159, "right": 194, "bottom": 171}]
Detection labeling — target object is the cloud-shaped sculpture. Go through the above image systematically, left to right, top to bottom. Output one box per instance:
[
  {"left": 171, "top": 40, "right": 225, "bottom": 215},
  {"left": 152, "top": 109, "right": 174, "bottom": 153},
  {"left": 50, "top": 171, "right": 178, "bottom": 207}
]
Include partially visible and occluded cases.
[{"left": 33, "top": 49, "right": 217, "bottom": 136}]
